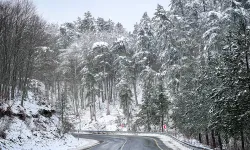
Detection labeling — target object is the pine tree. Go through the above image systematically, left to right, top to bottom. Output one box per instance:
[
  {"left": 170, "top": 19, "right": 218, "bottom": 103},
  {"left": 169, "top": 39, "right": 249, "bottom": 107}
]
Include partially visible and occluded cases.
[
  {"left": 76, "top": 11, "right": 95, "bottom": 33},
  {"left": 137, "top": 67, "right": 157, "bottom": 132},
  {"left": 117, "top": 79, "right": 133, "bottom": 130},
  {"left": 155, "top": 80, "right": 170, "bottom": 132}
]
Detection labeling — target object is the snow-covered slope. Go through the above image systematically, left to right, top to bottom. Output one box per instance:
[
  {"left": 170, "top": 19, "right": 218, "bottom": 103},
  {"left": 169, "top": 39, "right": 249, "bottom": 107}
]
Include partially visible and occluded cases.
[
  {"left": 73, "top": 85, "right": 143, "bottom": 132},
  {"left": 0, "top": 91, "right": 98, "bottom": 150},
  {"left": 74, "top": 101, "right": 128, "bottom": 131}
]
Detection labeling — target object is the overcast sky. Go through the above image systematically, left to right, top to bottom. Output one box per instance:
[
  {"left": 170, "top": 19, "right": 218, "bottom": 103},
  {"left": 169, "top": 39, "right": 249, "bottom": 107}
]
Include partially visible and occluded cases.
[{"left": 33, "top": 0, "right": 171, "bottom": 31}]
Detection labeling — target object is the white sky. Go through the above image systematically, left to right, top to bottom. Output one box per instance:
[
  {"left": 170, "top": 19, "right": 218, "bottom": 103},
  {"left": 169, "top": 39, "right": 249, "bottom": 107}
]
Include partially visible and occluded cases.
[{"left": 32, "top": 0, "right": 171, "bottom": 31}]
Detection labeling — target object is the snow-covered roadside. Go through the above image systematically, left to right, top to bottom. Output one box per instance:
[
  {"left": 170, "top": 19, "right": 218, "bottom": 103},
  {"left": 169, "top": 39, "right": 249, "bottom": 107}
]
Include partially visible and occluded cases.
[
  {"left": 0, "top": 113, "right": 99, "bottom": 150},
  {"left": 112, "top": 132, "right": 191, "bottom": 150},
  {"left": 118, "top": 132, "right": 212, "bottom": 150},
  {"left": 141, "top": 133, "right": 191, "bottom": 150},
  {"left": 0, "top": 134, "right": 98, "bottom": 150},
  {"left": 171, "top": 134, "right": 212, "bottom": 150},
  {"left": 67, "top": 138, "right": 99, "bottom": 150}
]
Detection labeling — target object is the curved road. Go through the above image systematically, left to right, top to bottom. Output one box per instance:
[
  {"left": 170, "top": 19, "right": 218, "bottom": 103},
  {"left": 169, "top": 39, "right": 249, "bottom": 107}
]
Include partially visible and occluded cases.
[{"left": 73, "top": 134, "right": 174, "bottom": 150}]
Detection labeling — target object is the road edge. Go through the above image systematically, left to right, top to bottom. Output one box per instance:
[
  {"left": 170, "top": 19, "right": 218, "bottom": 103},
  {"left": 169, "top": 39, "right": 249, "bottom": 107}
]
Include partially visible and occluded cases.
[
  {"left": 70, "top": 133, "right": 101, "bottom": 150},
  {"left": 146, "top": 137, "right": 164, "bottom": 150},
  {"left": 68, "top": 140, "right": 101, "bottom": 150},
  {"left": 81, "top": 141, "right": 101, "bottom": 150}
]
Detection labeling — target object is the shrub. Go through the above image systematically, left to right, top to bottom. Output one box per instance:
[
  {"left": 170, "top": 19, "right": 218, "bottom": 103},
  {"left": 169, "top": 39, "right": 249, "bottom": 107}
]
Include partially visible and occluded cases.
[
  {"left": 5, "top": 107, "right": 12, "bottom": 117},
  {"left": 0, "top": 108, "right": 5, "bottom": 118},
  {"left": 39, "top": 109, "right": 55, "bottom": 118},
  {"left": 17, "top": 110, "right": 26, "bottom": 121},
  {"left": 63, "top": 120, "right": 75, "bottom": 134},
  {"left": 0, "top": 131, "right": 6, "bottom": 139}
]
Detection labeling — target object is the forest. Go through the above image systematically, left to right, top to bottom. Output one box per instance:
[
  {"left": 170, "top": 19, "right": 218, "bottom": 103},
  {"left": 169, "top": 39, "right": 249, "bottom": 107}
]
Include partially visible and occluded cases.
[{"left": 1, "top": 0, "right": 250, "bottom": 150}]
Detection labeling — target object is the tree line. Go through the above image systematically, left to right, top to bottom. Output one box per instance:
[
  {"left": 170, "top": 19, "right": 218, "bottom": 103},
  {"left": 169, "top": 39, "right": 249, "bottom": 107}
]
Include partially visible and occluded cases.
[{"left": 0, "top": 0, "right": 53, "bottom": 105}]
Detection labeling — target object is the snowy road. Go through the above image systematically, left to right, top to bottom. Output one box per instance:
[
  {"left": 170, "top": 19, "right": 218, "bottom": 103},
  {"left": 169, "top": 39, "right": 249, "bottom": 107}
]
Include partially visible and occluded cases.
[{"left": 73, "top": 134, "right": 173, "bottom": 150}]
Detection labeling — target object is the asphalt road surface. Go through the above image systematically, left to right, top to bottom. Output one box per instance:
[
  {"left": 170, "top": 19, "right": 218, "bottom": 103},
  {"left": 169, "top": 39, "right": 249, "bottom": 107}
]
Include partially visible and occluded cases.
[{"left": 73, "top": 134, "right": 174, "bottom": 150}]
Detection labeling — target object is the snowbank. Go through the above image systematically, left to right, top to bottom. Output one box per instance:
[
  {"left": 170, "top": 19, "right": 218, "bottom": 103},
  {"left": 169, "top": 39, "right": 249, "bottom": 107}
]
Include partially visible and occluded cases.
[
  {"left": 0, "top": 131, "right": 98, "bottom": 150},
  {"left": 172, "top": 134, "right": 212, "bottom": 150}
]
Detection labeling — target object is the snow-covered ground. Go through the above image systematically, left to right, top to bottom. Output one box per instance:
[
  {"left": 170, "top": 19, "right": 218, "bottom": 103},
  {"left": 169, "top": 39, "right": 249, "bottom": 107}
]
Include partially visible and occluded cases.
[
  {"left": 73, "top": 84, "right": 143, "bottom": 132},
  {"left": 0, "top": 91, "right": 98, "bottom": 150},
  {"left": 74, "top": 101, "right": 129, "bottom": 131},
  {"left": 0, "top": 131, "right": 98, "bottom": 150},
  {"left": 171, "top": 133, "right": 212, "bottom": 150}
]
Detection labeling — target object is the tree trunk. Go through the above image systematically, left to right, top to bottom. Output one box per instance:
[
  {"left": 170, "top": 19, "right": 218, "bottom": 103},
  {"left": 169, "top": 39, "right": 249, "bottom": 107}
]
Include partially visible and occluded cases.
[
  {"left": 202, "top": 0, "right": 206, "bottom": 12},
  {"left": 74, "top": 60, "right": 79, "bottom": 115},
  {"left": 104, "top": 67, "right": 107, "bottom": 101},
  {"left": 11, "top": 69, "right": 17, "bottom": 100},
  {"left": 21, "top": 70, "right": 29, "bottom": 106},
  {"left": 106, "top": 76, "right": 110, "bottom": 115},
  {"left": 110, "top": 78, "right": 113, "bottom": 103},
  {"left": 133, "top": 80, "right": 138, "bottom": 105},
  {"left": 57, "top": 81, "right": 60, "bottom": 103},
  {"left": 61, "top": 81, "right": 67, "bottom": 135},
  {"left": 101, "top": 81, "right": 104, "bottom": 102},
  {"left": 45, "top": 83, "right": 49, "bottom": 101},
  {"left": 0, "top": 84, "right": 2, "bottom": 100},
  {"left": 74, "top": 84, "right": 79, "bottom": 115},
  {"left": 21, "top": 86, "right": 27, "bottom": 106},
  {"left": 80, "top": 86, "right": 83, "bottom": 109},
  {"left": 91, "top": 89, "right": 95, "bottom": 120},
  {"left": 93, "top": 92, "right": 96, "bottom": 121},
  {"left": 61, "top": 93, "right": 64, "bottom": 135},
  {"left": 98, "top": 93, "right": 101, "bottom": 110},
  {"left": 107, "top": 97, "right": 110, "bottom": 115},
  {"left": 127, "top": 99, "right": 130, "bottom": 131},
  {"left": 90, "top": 104, "right": 93, "bottom": 121},
  {"left": 147, "top": 109, "right": 150, "bottom": 132},
  {"left": 161, "top": 114, "right": 164, "bottom": 132},
  {"left": 205, "top": 129, "right": 209, "bottom": 146},
  {"left": 241, "top": 129, "right": 245, "bottom": 150},
  {"left": 211, "top": 130, "right": 216, "bottom": 148},
  {"left": 199, "top": 133, "right": 202, "bottom": 144},
  {"left": 217, "top": 133, "right": 223, "bottom": 150},
  {"left": 225, "top": 133, "right": 229, "bottom": 150},
  {"left": 233, "top": 138, "right": 237, "bottom": 150}
]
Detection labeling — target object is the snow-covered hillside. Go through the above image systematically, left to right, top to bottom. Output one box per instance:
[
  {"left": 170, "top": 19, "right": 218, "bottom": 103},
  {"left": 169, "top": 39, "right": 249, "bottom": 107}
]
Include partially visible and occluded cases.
[
  {"left": 73, "top": 85, "right": 143, "bottom": 132},
  {"left": 0, "top": 91, "right": 97, "bottom": 150},
  {"left": 73, "top": 99, "right": 139, "bottom": 132}
]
